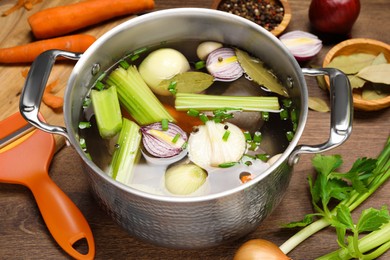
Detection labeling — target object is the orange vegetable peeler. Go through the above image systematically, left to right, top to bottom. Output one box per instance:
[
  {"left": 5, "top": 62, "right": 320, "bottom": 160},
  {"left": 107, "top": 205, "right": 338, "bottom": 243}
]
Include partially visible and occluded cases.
[{"left": 0, "top": 112, "right": 95, "bottom": 260}]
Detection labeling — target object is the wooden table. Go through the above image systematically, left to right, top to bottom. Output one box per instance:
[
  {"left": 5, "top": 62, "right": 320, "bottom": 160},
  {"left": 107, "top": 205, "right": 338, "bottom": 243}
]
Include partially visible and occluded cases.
[{"left": 1, "top": 0, "right": 389, "bottom": 259}]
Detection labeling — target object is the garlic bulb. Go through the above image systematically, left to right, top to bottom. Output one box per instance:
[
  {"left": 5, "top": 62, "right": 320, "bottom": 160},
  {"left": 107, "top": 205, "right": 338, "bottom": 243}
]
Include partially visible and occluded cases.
[
  {"left": 196, "top": 41, "right": 223, "bottom": 60},
  {"left": 188, "top": 121, "right": 246, "bottom": 168}
]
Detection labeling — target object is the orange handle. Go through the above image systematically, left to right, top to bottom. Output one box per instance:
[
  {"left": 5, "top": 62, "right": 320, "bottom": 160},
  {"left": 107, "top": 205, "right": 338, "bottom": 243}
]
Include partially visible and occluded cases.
[{"left": 28, "top": 173, "right": 95, "bottom": 260}]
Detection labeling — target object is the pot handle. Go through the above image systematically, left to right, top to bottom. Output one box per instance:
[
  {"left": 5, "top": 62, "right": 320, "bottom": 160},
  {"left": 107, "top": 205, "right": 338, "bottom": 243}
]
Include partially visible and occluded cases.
[
  {"left": 20, "top": 50, "right": 82, "bottom": 141},
  {"left": 288, "top": 67, "right": 353, "bottom": 165}
]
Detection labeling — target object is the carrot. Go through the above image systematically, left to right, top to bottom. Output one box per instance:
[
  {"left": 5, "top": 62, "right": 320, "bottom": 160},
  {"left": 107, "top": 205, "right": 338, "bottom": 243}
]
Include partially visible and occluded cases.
[
  {"left": 1, "top": 0, "right": 42, "bottom": 16},
  {"left": 28, "top": 0, "right": 155, "bottom": 39},
  {"left": 0, "top": 34, "right": 96, "bottom": 63},
  {"left": 21, "top": 70, "right": 63, "bottom": 110},
  {"left": 42, "top": 79, "right": 63, "bottom": 110},
  {"left": 163, "top": 104, "right": 203, "bottom": 133}
]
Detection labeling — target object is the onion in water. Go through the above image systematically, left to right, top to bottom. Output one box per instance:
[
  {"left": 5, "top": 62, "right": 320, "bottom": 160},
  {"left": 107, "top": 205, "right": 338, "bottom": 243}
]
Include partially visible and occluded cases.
[
  {"left": 309, "top": 0, "right": 360, "bottom": 35},
  {"left": 206, "top": 47, "right": 244, "bottom": 82},
  {"left": 139, "top": 48, "right": 190, "bottom": 95},
  {"left": 188, "top": 121, "right": 246, "bottom": 168},
  {"left": 141, "top": 122, "right": 187, "bottom": 158},
  {"left": 164, "top": 164, "right": 208, "bottom": 195}
]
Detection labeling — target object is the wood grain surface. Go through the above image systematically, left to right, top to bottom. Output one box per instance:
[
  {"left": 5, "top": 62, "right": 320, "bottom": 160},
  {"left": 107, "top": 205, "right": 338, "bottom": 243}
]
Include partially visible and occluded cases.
[{"left": 1, "top": 0, "right": 389, "bottom": 259}]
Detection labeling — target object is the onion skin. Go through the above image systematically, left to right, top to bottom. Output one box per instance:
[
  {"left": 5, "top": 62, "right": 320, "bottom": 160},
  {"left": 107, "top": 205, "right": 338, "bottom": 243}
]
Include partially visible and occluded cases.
[
  {"left": 309, "top": 0, "right": 360, "bottom": 35},
  {"left": 234, "top": 239, "right": 292, "bottom": 260}
]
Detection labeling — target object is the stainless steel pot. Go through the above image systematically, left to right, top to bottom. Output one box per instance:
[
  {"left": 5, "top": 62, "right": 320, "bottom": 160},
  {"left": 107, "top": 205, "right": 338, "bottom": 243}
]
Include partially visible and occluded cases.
[{"left": 20, "top": 8, "right": 353, "bottom": 249}]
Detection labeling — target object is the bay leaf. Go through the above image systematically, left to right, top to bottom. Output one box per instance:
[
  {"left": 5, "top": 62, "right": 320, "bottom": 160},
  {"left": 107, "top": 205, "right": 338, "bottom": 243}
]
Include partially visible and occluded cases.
[
  {"left": 235, "top": 48, "right": 289, "bottom": 97},
  {"left": 371, "top": 52, "right": 388, "bottom": 65},
  {"left": 326, "top": 53, "right": 377, "bottom": 74},
  {"left": 356, "top": 63, "right": 390, "bottom": 84},
  {"left": 157, "top": 71, "right": 214, "bottom": 94},
  {"left": 348, "top": 75, "right": 366, "bottom": 89},
  {"left": 362, "top": 83, "right": 390, "bottom": 100},
  {"left": 308, "top": 97, "right": 330, "bottom": 112}
]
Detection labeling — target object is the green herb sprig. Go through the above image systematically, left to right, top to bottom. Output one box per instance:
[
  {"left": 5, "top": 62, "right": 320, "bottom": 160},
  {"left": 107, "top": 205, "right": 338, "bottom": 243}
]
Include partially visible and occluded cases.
[{"left": 279, "top": 136, "right": 390, "bottom": 259}]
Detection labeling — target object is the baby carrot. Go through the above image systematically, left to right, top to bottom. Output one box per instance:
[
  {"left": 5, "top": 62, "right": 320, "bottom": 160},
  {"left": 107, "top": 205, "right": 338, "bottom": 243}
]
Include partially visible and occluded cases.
[
  {"left": 28, "top": 0, "right": 155, "bottom": 39},
  {"left": 0, "top": 34, "right": 96, "bottom": 63}
]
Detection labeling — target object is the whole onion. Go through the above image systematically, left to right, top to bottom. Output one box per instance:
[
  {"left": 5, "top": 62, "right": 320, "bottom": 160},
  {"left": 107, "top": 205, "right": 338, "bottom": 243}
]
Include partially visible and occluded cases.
[{"left": 309, "top": 0, "right": 360, "bottom": 35}]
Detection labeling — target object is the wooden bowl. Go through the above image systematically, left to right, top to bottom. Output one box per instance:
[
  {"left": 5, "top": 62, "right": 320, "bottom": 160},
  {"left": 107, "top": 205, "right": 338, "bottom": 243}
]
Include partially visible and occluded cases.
[
  {"left": 211, "top": 0, "right": 291, "bottom": 37},
  {"left": 323, "top": 38, "right": 390, "bottom": 111}
]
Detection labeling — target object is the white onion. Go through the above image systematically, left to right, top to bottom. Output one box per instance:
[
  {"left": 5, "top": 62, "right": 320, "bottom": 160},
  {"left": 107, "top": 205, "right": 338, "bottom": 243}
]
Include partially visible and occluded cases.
[
  {"left": 279, "top": 30, "right": 322, "bottom": 61},
  {"left": 139, "top": 48, "right": 190, "bottom": 95},
  {"left": 188, "top": 121, "right": 246, "bottom": 168},
  {"left": 164, "top": 164, "right": 208, "bottom": 195}
]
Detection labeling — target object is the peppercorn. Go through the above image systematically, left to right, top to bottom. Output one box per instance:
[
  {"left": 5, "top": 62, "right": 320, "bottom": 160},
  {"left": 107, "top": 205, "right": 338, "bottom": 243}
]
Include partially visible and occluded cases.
[{"left": 218, "top": 0, "right": 284, "bottom": 32}]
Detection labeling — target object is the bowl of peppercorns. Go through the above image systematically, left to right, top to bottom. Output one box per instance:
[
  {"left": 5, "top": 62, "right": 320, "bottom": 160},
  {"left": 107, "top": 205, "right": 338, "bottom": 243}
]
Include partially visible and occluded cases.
[{"left": 211, "top": 0, "right": 291, "bottom": 36}]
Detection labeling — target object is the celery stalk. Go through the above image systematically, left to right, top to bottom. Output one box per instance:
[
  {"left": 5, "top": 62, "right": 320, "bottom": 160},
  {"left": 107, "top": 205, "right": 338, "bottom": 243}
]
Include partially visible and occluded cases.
[
  {"left": 106, "top": 66, "right": 174, "bottom": 125},
  {"left": 91, "top": 85, "right": 122, "bottom": 139},
  {"left": 174, "top": 93, "right": 280, "bottom": 112},
  {"left": 110, "top": 118, "right": 142, "bottom": 185}
]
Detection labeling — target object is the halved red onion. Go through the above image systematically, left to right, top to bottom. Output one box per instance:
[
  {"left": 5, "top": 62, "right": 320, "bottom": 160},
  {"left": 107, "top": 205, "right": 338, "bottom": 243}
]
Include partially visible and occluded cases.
[
  {"left": 279, "top": 30, "right": 322, "bottom": 61},
  {"left": 206, "top": 47, "right": 244, "bottom": 81},
  {"left": 140, "top": 122, "right": 188, "bottom": 158}
]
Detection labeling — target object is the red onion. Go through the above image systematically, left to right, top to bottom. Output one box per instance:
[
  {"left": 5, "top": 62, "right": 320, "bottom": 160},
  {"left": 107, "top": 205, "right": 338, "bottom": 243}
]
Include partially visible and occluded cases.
[
  {"left": 309, "top": 0, "right": 360, "bottom": 35},
  {"left": 279, "top": 30, "right": 322, "bottom": 61},
  {"left": 206, "top": 47, "right": 243, "bottom": 81},
  {"left": 141, "top": 122, "right": 187, "bottom": 158}
]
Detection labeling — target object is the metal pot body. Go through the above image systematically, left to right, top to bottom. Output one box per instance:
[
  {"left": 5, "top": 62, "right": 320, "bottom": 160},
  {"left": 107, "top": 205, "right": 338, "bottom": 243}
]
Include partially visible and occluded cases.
[{"left": 20, "top": 8, "right": 353, "bottom": 249}]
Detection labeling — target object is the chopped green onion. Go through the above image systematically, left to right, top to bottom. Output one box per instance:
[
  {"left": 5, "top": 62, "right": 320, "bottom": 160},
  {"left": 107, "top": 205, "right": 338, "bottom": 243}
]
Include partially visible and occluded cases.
[
  {"left": 132, "top": 47, "right": 148, "bottom": 56},
  {"left": 130, "top": 54, "right": 140, "bottom": 61},
  {"left": 119, "top": 60, "right": 130, "bottom": 70},
  {"left": 195, "top": 60, "right": 206, "bottom": 70},
  {"left": 106, "top": 66, "right": 174, "bottom": 125},
  {"left": 95, "top": 81, "right": 105, "bottom": 91},
  {"left": 168, "top": 81, "right": 177, "bottom": 95},
  {"left": 90, "top": 86, "right": 122, "bottom": 139},
  {"left": 175, "top": 93, "right": 280, "bottom": 112},
  {"left": 82, "top": 97, "right": 91, "bottom": 108},
  {"left": 282, "top": 98, "right": 293, "bottom": 108},
  {"left": 187, "top": 108, "right": 200, "bottom": 117},
  {"left": 290, "top": 108, "right": 298, "bottom": 123},
  {"left": 280, "top": 109, "right": 289, "bottom": 120},
  {"left": 261, "top": 111, "right": 270, "bottom": 121},
  {"left": 199, "top": 113, "right": 209, "bottom": 123},
  {"left": 110, "top": 118, "right": 142, "bottom": 185},
  {"left": 161, "top": 119, "right": 169, "bottom": 131},
  {"left": 78, "top": 121, "right": 91, "bottom": 129},
  {"left": 292, "top": 122, "right": 298, "bottom": 132},
  {"left": 222, "top": 130, "right": 231, "bottom": 141},
  {"left": 243, "top": 131, "right": 252, "bottom": 142},
  {"left": 253, "top": 131, "right": 262, "bottom": 144},
  {"left": 286, "top": 131, "right": 294, "bottom": 141},
  {"left": 172, "top": 133, "right": 180, "bottom": 144},
  {"left": 79, "top": 137, "right": 87, "bottom": 150},
  {"left": 247, "top": 141, "right": 258, "bottom": 151},
  {"left": 181, "top": 142, "right": 188, "bottom": 149},
  {"left": 256, "top": 153, "right": 270, "bottom": 162},
  {"left": 218, "top": 162, "right": 237, "bottom": 168}
]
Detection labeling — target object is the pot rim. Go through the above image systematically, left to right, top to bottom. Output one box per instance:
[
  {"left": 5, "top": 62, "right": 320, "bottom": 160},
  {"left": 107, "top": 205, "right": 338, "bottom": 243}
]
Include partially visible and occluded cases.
[{"left": 65, "top": 7, "right": 307, "bottom": 203}]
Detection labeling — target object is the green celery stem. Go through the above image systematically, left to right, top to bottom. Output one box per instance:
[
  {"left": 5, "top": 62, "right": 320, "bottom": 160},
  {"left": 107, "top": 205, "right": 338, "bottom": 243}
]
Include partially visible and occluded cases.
[
  {"left": 175, "top": 93, "right": 280, "bottom": 112},
  {"left": 279, "top": 217, "right": 330, "bottom": 254},
  {"left": 315, "top": 222, "right": 390, "bottom": 260}
]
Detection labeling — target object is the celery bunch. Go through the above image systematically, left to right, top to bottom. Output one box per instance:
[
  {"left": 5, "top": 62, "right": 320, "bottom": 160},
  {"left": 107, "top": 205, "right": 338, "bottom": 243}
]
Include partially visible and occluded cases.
[{"left": 107, "top": 65, "right": 174, "bottom": 125}]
